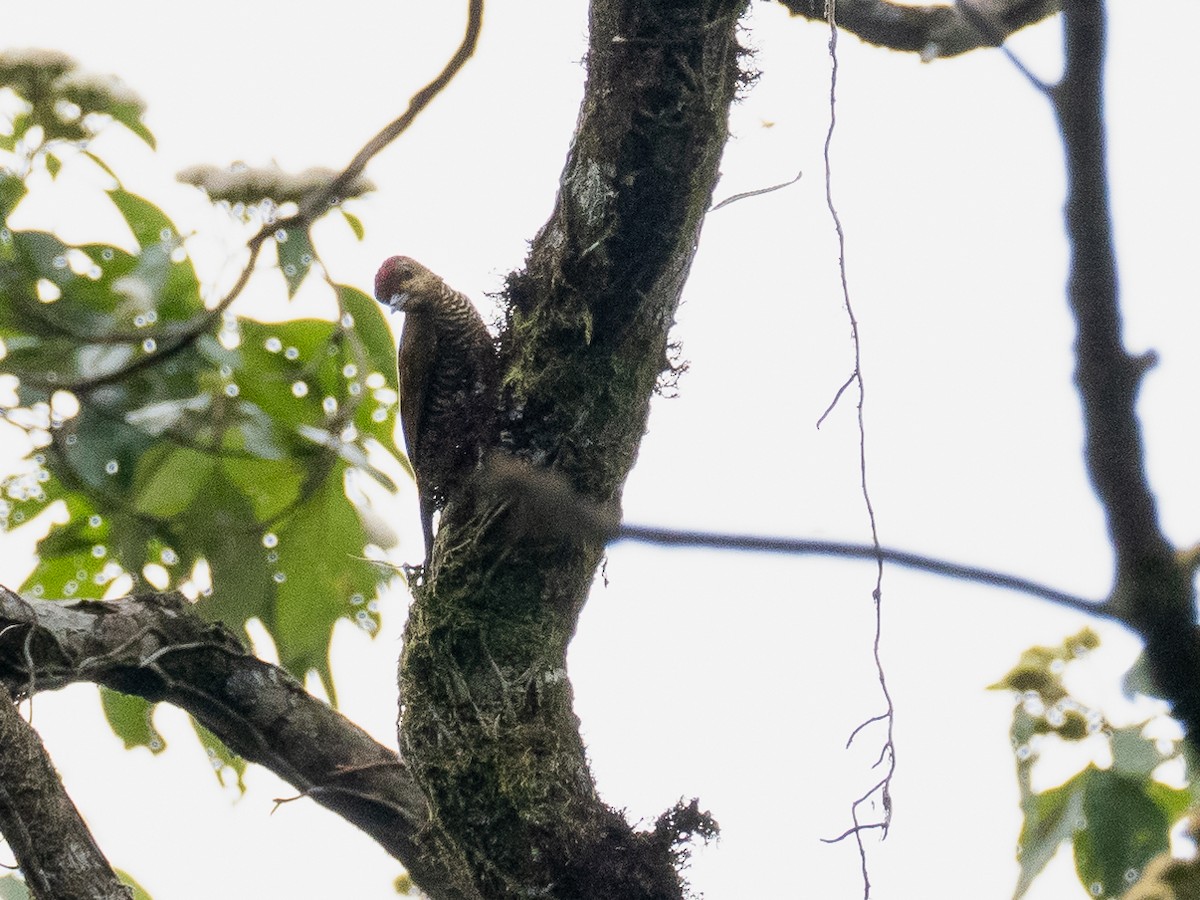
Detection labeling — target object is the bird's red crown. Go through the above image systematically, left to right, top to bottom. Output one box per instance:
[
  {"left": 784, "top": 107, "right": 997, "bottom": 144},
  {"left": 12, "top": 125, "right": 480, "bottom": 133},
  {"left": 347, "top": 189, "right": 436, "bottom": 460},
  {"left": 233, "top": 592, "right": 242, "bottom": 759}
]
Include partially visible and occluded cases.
[{"left": 374, "top": 255, "right": 418, "bottom": 303}]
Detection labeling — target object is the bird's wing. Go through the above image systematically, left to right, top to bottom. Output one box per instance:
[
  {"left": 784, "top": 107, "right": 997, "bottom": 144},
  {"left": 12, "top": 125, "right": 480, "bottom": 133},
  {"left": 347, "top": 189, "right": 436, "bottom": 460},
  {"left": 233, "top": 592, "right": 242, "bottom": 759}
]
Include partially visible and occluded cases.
[{"left": 397, "top": 312, "right": 438, "bottom": 471}]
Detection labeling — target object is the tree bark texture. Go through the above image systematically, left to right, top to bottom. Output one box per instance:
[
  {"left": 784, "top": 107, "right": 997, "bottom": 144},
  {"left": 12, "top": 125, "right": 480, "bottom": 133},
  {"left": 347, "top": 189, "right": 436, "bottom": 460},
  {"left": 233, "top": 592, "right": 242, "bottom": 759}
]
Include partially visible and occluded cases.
[
  {"left": 777, "top": 0, "right": 1061, "bottom": 58},
  {"left": 398, "top": 1, "right": 746, "bottom": 897},
  {"left": 1051, "top": 2, "right": 1200, "bottom": 745},
  {"left": 0, "top": 588, "right": 479, "bottom": 900},
  {"left": 0, "top": 684, "right": 131, "bottom": 900}
]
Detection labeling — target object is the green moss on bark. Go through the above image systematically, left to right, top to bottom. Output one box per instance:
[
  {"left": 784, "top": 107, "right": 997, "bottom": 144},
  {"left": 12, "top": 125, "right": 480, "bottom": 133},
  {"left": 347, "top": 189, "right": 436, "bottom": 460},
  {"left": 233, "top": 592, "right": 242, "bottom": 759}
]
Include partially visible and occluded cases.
[{"left": 398, "top": 2, "right": 749, "bottom": 897}]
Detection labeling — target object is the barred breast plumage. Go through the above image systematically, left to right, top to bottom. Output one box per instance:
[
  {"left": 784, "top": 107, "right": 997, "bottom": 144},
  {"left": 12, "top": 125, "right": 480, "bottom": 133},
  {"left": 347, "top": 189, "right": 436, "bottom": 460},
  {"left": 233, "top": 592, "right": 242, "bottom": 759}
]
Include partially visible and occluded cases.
[{"left": 374, "top": 256, "right": 498, "bottom": 563}]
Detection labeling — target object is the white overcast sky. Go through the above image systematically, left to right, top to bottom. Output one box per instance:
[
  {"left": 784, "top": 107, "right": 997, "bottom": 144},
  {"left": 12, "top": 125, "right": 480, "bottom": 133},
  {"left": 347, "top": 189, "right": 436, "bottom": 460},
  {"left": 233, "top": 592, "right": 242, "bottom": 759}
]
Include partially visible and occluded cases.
[{"left": 3, "top": 2, "right": 1200, "bottom": 898}]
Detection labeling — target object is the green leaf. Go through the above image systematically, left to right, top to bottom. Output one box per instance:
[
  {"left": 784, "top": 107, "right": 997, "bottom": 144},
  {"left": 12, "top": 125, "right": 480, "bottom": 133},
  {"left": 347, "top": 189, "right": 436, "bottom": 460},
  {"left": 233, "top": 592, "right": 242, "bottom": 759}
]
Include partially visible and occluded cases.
[
  {"left": 108, "top": 101, "right": 156, "bottom": 149},
  {"left": 8, "top": 112, "right": 33, "bottom": 144},
  {"left": 82, "top": 149, "right": 120, "bottom": 184},
  {"left": 45, "top": 151, "right": 61, "bottom": 178},
  {"left": 105, "top": 188, "right": 203, "bottom": 322},
  {"left": 107, "top": 188, "right": 176, "bottom": 249},
  {"left": 341, "top": 209, "right": 365, "bottom": 240},
  {"left": 274, "top": 225, "right": 316, "bottom": 298},
  {"left": 8, "top": 229, "right": 70, "bottom": 292},
  {"left": 0, "top": 236, "right": 146, "bottom": 346},
  {"left": 67, "top": 244, "right": 137, "bottom": 316},
  {"left": 336, "top": 284, "right": 400, "bottom": 448},
  {"left": 338, "top": 284, "right": 397, "bottom": 386},
  {"left": 231, "top": 317, "right": 344, "bottom": 435},
  {"left": 123, "top": 393, "right": 213, "bottom": 440},
  {"left": 60, "top": 403, "right": 156, "bottom": 493},
  {"left": 226, "top": 403, "right": 290, "bottom": 460},
  {"left": 298, "top": 427, "right": 396, "bottom": 492},
  {"left": 132, "top": 445, "right": 217, "bottom": 518},
  {"left": 22, "top": 454, "right": 185, "bottom": 599},
  {"left": 221, "top": 456, "right": 306, "bottom": 520},
  {"left": 270, "top": 463, "right": 388, "bottom": 701},
  {"left": 189, "top": 476, "right": 277, "bottom": 629},
  {"left": 20, "top": 488, "right": 115, "bottom": 600},
  {"left": 107, "top": 514, "right": 159, "bottom": 587},
  {"left": 21, "top": 552, "right": 108, "bottom": 600},
  {"left": 989, "top": 629, "right": 1099, "bottom": 702},
  {"left": 1121, "top": 652, "right": 1157, "bottom": 700},
  {"left": 100, "top": 688, "right": 166, "bottom": 753},
  {"left": 191, "top": 718, "right": 247, "bottom": 792},
  {"left": 1110, "top": 725, "right": 1166, "bottom": 780},
  {"left": 1074, "top": 767, "right": 1171, "bottom": 898},
  {"left": 1015, "top": 770, "right": 1086, "bottom": 898},
  {"left": 1145, "top": 780, "right": 1192, "bottom": 830},
  {"left": 115, "top": 870, "right": 155, "bottom": 900},
  {"left": 0, "top": 874, "right": 31, "bottom": 899}
]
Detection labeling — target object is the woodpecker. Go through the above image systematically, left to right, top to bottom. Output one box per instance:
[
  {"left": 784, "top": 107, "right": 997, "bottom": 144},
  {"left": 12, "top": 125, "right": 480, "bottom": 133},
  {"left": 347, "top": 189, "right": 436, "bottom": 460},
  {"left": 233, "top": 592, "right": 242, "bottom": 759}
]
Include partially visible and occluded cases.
[{"left": 374, "top": 256, "right": 498, "bottom": 564}]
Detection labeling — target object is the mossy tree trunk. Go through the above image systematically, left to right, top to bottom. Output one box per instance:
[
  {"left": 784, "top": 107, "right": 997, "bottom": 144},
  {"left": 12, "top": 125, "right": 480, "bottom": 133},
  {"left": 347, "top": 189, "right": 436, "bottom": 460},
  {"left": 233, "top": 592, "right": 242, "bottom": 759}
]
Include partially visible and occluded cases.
[{"left": 398, "top": 1, "right": 748, "bottom": 897}]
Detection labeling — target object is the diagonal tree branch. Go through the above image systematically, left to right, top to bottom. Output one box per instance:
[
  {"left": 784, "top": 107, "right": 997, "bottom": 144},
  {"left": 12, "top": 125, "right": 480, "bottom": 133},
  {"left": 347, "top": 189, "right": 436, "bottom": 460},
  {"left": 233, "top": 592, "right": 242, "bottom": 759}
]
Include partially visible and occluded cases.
[
  {"left": 64, "top": 0, "right": 485, "bottom": 397},
  {"left": 296, "top": 0, "right": 484, "bottom": 222},
  {"left": 777, "top": 0, "right": 1060, "bottom": 58},
  {"left": 2, "top": 10, "right": 488, "bottom": 896},
  {"left": 615, "top": 525, "right": 1108, "bottom": 615},
  {"left": 0, "top": 587, "right": 481, "bottom": 900},
  {"left": 0, "top": 684, "right": 132, "bottom": 900}
]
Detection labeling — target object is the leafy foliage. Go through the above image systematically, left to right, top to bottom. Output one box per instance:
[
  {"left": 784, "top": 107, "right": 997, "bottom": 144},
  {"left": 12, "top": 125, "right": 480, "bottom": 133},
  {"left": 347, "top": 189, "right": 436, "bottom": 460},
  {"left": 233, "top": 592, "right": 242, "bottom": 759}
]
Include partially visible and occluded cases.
[
  {"left": 0, "top": 48, "right": 153, "bottom": 151},
  {"left": 0, "top": 53, "right": 404, "bottom": 722},
  {"left": 992, "top": 630, "right": 1196, "bottom": 898}
]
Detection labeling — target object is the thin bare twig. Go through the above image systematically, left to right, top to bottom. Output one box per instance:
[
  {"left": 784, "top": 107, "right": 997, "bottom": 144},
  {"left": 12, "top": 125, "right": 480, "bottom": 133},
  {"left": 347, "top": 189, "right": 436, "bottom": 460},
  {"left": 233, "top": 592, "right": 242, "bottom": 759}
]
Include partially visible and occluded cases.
[
  {"left": 68, "top": 0, "right": 486, "bottom": 396},
  {"left": 297, "top": 0, "right": 484, "bottom": 221},
  {"left": 954, "top": 0, "right": 1052, "bottom": 95},
  {"left": 821, "top": 2, "right": 893, "bottom": 895},
  {"left": 709, "top": 170, "right": 802, "bottom": 211},
  {"left": 66, "top": 235, "right": 267, "bottom": 394},
  {"left": 816, "top": 372, "right": 854, "bottom": 429},
  {"left": 615, "top": 525, "right": 1106, "bottom": 617},
  {"left": 822, "top": 820, "right": 887, "bottom": 843}
]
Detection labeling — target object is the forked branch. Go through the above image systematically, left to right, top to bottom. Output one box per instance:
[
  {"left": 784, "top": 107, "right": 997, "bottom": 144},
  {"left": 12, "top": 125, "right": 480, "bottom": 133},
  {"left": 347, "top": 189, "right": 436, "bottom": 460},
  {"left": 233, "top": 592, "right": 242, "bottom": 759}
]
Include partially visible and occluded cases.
[
  {"left": 1049, "top": 1, "right": 1200, "bottom": 741},
  {"left": 0, "top": 587, "right": 480, "bottom": 900}
]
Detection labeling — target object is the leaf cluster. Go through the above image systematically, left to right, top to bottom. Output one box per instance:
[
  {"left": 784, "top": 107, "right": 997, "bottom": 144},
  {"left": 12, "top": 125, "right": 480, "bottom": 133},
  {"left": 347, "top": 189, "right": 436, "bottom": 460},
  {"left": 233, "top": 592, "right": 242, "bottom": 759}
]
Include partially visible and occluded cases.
[
  {"left": 0, "top": 48, "right": 153, "bottom": 151},
  {"left": 0, "top": 52, "right": 405, "bottom": 752},
  {"left": 992, "top": 631, "right": 1197, "bottom": 899}
]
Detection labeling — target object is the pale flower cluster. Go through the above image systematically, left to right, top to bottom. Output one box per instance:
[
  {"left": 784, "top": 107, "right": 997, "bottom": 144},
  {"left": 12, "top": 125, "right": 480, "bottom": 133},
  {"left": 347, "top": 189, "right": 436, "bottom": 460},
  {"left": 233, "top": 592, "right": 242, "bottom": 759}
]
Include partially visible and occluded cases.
[
  {"left": 0, "top": 48, "right": 144, "bottom": 116},
  {"left": 0, "top": 48, "right": 146, "bottom": 143},
  {"left": 177, "top": 162, "right": 374, "bottom": 208}
]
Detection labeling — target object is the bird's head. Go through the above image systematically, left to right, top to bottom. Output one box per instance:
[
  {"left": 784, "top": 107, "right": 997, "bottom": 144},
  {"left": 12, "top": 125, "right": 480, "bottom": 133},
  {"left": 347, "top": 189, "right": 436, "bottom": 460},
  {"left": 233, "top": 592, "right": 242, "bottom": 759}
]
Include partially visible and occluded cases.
[{"left": 374, "top": 256, "right": 443, "bottom": 312}]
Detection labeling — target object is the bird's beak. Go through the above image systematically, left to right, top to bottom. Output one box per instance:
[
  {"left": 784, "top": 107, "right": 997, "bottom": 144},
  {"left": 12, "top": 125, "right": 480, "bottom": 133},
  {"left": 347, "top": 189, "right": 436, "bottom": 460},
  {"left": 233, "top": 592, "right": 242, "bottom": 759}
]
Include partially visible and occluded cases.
[{"left": 389, "top": 291, "right": 410, "bottom": 311}]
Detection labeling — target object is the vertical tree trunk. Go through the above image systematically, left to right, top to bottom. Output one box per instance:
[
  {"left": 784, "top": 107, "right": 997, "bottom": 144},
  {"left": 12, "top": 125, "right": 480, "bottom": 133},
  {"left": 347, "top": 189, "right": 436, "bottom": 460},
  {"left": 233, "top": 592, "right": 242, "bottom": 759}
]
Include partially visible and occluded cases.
[{"left": 398, "top": 2, "right": 748, "bottom": 896}]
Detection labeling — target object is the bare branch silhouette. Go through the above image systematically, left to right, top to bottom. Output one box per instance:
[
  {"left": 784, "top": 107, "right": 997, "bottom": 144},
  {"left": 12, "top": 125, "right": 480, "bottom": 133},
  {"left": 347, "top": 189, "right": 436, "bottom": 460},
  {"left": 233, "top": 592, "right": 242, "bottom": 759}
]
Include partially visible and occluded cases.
[
  {"left": 777, "top": 0, "right": 1060, "bottom": 58},
  {"left": 1048, "top": 2, "right": 1200, "bottom": 742},
  {"left": 820, "top": 5, "right": 892, "bottom": 894},
  {"left": 710, "top": 170, "right": 802, "bottom": 211},
  {"left": 615, "top": 526, "right": 1108, "bottom": 616},
  {"left": 0, "top": 587, "right": 481, "bottom": 900}
]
